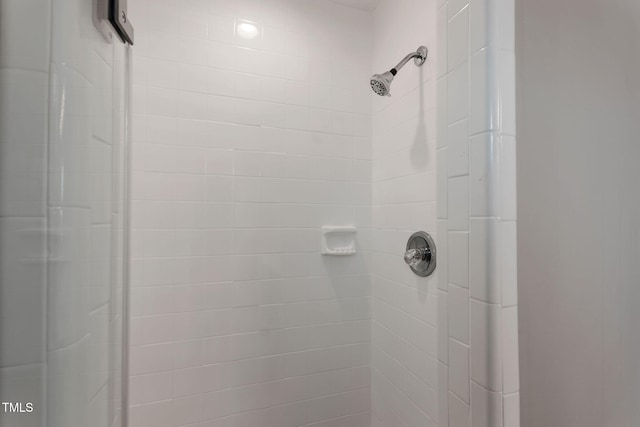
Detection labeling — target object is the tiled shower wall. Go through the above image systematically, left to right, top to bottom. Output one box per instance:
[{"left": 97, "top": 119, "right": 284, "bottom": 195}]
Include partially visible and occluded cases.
[
  {"left": 127, "top": 0, "right": 373, "bottom": 426},
  {"left": 127, "top": 0, "right": 519, "bottom": 426},
  {"left": 369, "top": 0, "right": 439, "bottom": 426},
  {"left": 436, "top": 0, "right": 519, "bottom": 425}
]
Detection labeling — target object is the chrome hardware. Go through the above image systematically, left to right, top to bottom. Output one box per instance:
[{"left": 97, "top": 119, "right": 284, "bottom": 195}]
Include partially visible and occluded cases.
[
  {"left": 110, "top": 0, "right": 134, "bottom": 44},
  {"left": 370, "top": 45, "right": 428, "bottom": 96},
  {"left": 413, "top": 45, "right": 428, "bottom": 66},
  {"left": 392, "top": 46, "right": 428, "bottom": 71},
  {"left": 404, "top": 231, "right": 436, "bottom": 277},
  {"left": 404, "top": 247, "right": 428, "bottom": 268}
]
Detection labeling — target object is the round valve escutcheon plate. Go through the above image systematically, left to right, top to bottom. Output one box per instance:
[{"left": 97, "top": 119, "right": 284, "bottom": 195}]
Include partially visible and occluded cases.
[{"left": 404, "top": 231, "right": 436, "bottom": 277}]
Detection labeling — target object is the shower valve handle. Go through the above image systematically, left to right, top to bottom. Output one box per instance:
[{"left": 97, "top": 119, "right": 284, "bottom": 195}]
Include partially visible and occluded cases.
[
  {"left": 403, "top": 232, "right": 437, "bottom": 277},
  {"left": 404, "top": 247, "right": 430, "bottom": 268}
]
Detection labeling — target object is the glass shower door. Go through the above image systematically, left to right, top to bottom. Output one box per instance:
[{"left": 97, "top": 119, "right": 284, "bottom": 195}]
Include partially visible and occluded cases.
[{"left": 0, "top": 0, "right": 132, "bottom": 426}]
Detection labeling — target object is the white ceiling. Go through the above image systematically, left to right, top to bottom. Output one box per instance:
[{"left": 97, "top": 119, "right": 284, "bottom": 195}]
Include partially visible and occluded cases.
[{"left": 329, "top": 0, "right": 381, "bottom": 11}]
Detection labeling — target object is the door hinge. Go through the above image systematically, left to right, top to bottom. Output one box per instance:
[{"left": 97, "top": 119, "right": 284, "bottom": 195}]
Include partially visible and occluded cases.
[{"left": 109, "top": 0, "right": 134, "bottom": 45}]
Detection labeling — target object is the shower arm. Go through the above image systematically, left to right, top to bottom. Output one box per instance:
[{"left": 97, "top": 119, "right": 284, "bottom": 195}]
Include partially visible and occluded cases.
[
  {"left": 390, "top": 46, "right": 428, "bottom": 75},
  {"left": 393, "top": 53, "right": 420, "bottom": 72}
]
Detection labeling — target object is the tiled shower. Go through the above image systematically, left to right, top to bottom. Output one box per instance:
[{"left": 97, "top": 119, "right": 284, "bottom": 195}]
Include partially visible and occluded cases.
[
  {"left": 0, "top": 0, "right": 518, "bottom": 425},
  {"left": 14, "top": 0, "right": 628, "bottom": 425},
  {"left": 125, "top": 0, "right": 516, "bottom": 425}
]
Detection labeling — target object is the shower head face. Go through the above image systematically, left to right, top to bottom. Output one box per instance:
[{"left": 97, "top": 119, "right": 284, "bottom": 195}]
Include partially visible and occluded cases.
[{"left": 370, "top": 71, "right": 394, "bottom": 96}]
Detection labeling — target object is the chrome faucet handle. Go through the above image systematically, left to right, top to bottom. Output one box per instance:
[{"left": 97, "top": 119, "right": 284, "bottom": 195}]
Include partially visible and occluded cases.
[
  {"left": 404, "top": 232, "right": 437, "bottom": 277},
  {"left": 404, "top": 247, "right": 428, "bottom": 268}
]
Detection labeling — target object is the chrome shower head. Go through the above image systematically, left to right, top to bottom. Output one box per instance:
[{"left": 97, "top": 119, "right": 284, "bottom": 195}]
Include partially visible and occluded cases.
[
  {"left": 370, "top": 45, "right": 428, "bottom": 97},
  {"left": 370, "top": 71, "right": 395, "bottom": 96}
]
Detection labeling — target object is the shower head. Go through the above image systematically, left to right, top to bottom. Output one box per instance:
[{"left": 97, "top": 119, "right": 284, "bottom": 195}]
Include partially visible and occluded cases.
[
  {"left": 370, "top": 45, "right": 428, "bottom": 97},
  {"left": 370, "top": 71, "right": 395, "bottom": 96}
]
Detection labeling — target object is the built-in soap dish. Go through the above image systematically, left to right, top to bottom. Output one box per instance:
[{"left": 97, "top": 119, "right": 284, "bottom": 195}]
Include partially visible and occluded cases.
[{"left": 321, "top": 226, "right": 357, "bottom": 256}]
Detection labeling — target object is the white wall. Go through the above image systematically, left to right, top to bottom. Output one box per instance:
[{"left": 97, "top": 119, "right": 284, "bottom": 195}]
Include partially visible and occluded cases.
[
  {"left": 127, "top": 0, "right": 373, "bottom": 426},
  {"left": 369, "top": 0, "right": 439, "bottom": 426},
  {"left": 436, "top": 0, "right": 519, "bottom": 425},
  {"left": 516, "top": 0, "right": 640, "bottom": 426}
]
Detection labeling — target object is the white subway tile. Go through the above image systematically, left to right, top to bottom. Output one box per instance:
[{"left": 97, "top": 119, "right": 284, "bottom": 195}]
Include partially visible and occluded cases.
[
  {"left": 448, "top": 0, "right": 470, "bottom": 20},
  {"left": 469, "top": 0, "right": 499, "bottom": 53},
  {"left": 498, "top": 0, "right": 515, "bottom": 51},
  {"left": 437, "top": 4, "right": 449, "bottom": 78},
  {"left": 448, "top": 7, "right": 469, "bottom": 72},
  {"left": 208, "top": 14, "right": 236, "bottom": 44},
  {"left": 263, "top": 26, "right": 287, "bottom": 53},
  {"left": 141, "top": 30, "right": 180, "bottom": 61},
  {"left": 178, "top": 37, "right": 208, "bottom": 66},
  {"left": 207, "top": 42, "right": 237, "bottom": 70},
  {"left": 470, "top": 47, "right": 499, "bottom": 135},
  {"left": 146, "top": 59, "right": 179, "bottom": 89},
  {"left": 447, "top": 62, "right": 469, "bottom": 126},
  {"left": 179, "top": 63, "right": 208, "bottom": 93},
  {"left": 235, "top": 73, "right": 286, "bottom": 103},
  {"left": 437, "top": 76, "right": 448, "bottom": 148},
  {"left": 146, "top": 87, "right": 178, "bottom": 117},
  {"left": 179, "top": 91, "right": 209, "bottom": 120},
  {"left": 207, "top": 94, "right": 240, "bottom": 123},
  {"left": 448, "top": 119, "right": 469, "bottom": 177},
  {"left": 469, "top": 132, "right": 500, "bottom": 217},
  {"left": 500, "top": 135, "right": 517, "bottom": 220},
  {"left": 136, "top": 144, "right": 207, "bottom": 174},
  {"left": 437, "top": 148, "right": 449, "bottom": 219},
  {"left": 206, "top": 149, "right": 234, "bottom": 175},
  {"left": 132, "top": 172, "right": 205, "bottom": 201},
  {"left": 205, "top": 176, "right": 234, "bottom": 201},
  {"left": 448, "top": 176, "right": 469, "bottom": 230},
  {"left": 469, "top": 218, "right": 501, "bottom": 304},
  {"left": 437, "top": 220, "right": 449, "bottom": 291},
  {"left": 501, "top": 220, "right": 518, "bottom": 307},
  {"left": 448, "top": 231, "right": 469, "bottom": 288},
  {"left": 448, "top": 283, "right": 469, "bottom": 344},
  {"left": 470, "top": 300, "right": 502, "bottom": 391},
  {"left": 502, "top": 307, "right": 519, "bottom": 393},
  {"left": 449, "top": 339, "right": 470, "bottom": 403},
  {"left": 129, "top": 343, "right": 175, "bottom": 375},
  {"left": 439, "top": 362, "right": 449, "bottom": 427},
  {"left": 173, "top": 366, "right": 207, "bottom": 398},
  {"left": 138, "top": 372, "right": 173, "bottom": 404},
  {"left": 471, "top": 382, "right": 503, "bottom": 427},
  {"left": 449, "top": 391, "right": 470, "bottom": 427},
  {"left": 503, "top": 393, "right": 520, "bottom": 427},
  {"left": 172, "top": 394, "right": 206, "bottom": 425},
  {"left": 137, "top": 400, "right": 173, "bottom": 427}
]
